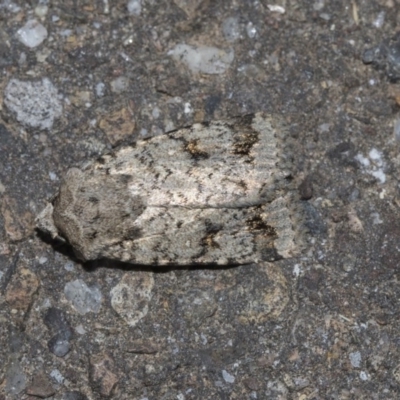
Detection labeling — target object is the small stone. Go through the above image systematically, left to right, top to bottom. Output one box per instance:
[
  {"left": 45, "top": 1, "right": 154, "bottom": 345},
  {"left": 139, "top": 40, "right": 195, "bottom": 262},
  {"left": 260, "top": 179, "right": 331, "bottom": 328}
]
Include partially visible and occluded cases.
[
  {"left": 127, "top": 0, "right": 142, "bottom": 15},
  {"left": 313, "top": 0, "right": 325, "bottom": 11},
  {"left": 34, "top": 4, "right": 49, "bottom": 18},
  {"left": 267, "top": 5, "right": 285, "bottom": 13},
  {"left": 373, "top": 11, "right": 385, "bottom": 28},
  {"left": 319, "top": 12, "right": 331, "bottom": 21},
  {"left": 16, "top": 19, "right": 48, "bottom": 48},
  {"left": 246, "top": 22, "right": 257, "bottom": 39},
  {"left": 168, "top": 44, "right": 234, "bottom": 74},
  {"left": 362, "top": 47, "right": 377, "bottom": 64},
  {"left": 110, "top": 76, "right": 130, "bottom": 93},
  {"left": 4, "top": 78, "right": 63, "bottom": 130},
  {"left": 95, "top": 82, "right": 106, "bottom": 97},
  {"left": 1, "top": 195, "right": 34, "bottom": 241},
  {"left": 347, "top": 210, "right": 363, "bottom": 233},
  {"left": 341, "top": 255, "right": 356, "bottom": 272},
  {"left": 38, "top": 257, "right": 48, "bottom": 264},
  {"left": 5, "top": 267, "right": 39, "bottom": 314},
  {"left": 110, "top": 272, "right": 154, "bottom": 327},
  {"left": 64, "top": 279, "right": 102, "bottom": 315},
  {"left": 43, "top": 307, "right": 73, "bottom": 340},
  {"left": 43, "top": 307, "right": 73, "bottom": 357},
  {"left": 75, "top": 324, "right": 86, "bottom": 335},
  {"left": 48, "top": 334, "right": 71, "bottom": 357},
  {"left": 349, "top": 351, "right": 362, "bottom": 368},
  {"left": 90, "top": 353, "right": 119, "bottom": 397},
  {"left": 5, "top": 356, "right": 26, "bottom": 395},
  {"left": 50, "top": 369, "right": 64, "bottom": 384},
  {"left": 222, "top": 369, "right": 235, "bottom": 383},
  {"left": 359, "top": 371, "right": 369, "bottom": 381},
  {"left": 26, "top": 372, "right": 55, "bottom": 398}
]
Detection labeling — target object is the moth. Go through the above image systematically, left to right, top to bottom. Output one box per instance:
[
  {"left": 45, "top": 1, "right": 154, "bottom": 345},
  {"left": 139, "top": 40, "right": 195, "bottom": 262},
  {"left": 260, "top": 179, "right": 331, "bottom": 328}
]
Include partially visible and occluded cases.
[{"left": 36, "top": 113, "right": 304, "bottom": 266}]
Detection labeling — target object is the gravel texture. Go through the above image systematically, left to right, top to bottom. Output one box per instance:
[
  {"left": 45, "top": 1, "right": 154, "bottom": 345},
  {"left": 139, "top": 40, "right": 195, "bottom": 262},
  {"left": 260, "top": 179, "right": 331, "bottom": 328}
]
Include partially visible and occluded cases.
[{"left": 1, "top": 1, "right": 400, "bottom": 399}]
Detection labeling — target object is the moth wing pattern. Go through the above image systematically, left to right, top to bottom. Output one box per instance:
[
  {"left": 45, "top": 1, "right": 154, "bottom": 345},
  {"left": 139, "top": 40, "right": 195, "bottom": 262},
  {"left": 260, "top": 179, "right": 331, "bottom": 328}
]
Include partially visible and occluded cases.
[{"left": 36, "top": 113, "right": 306, "bottom": 266}]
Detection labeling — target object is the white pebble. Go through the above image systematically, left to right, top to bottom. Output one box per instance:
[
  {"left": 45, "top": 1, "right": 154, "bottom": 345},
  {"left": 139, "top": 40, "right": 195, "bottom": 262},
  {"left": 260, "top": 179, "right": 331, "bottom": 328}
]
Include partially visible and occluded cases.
[
  {"left": 127, "top": 0, "right": 142, "bottom": 15},
  {"left": 267, "top": 5, "right": 286, "bottom": 14},
  {"left": 373, "top": 11, "right": 385, "bottom": 29},
  {"left": 16, "top": 19, "right": 48, "bottom": 48},
  {"left": 246, "top": 22, "right": 257, "bottom": 39},
  {"left": 168, "top": 44, "right": 234, "bottom": 74},
  {"left": 110, "top": 76, "right": 129, "bottom": 93},
  {"left": 4, "top": 78, "right": 62, "bottom": 130},
  {"left": 95, "top": 82, "right": 106, "bottom": 97},
  {"left": 184, "top": 102, "right": 193, "bottom": 114},
  {"left": 64, "top": 279, "right": 102, "bottom": 315},
  {"left": 349, "top": 351, "right": 361, "bottom": 368},
  {"left": 50, "top": 369, "right": 64, "bottom": 384},
  {"left": 222, "top": 370, "right": 235, "bottom": 383}
]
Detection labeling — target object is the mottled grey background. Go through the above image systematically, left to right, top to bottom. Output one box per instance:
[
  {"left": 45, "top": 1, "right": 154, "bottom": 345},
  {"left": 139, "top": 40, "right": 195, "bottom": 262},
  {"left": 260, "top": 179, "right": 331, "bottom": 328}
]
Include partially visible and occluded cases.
[{"left": 1, "top": 1, "right": 400, "bottom": 399}]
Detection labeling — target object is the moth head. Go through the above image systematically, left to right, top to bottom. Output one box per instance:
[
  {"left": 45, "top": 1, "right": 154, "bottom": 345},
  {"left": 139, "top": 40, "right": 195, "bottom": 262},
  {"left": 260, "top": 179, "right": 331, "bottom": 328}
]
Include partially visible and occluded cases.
[
  {"left": 36, "top": 167, "right": 145, "bottom": 262},
  {"left": 35, "top": 169, "right": 92, "bottom": 260}
]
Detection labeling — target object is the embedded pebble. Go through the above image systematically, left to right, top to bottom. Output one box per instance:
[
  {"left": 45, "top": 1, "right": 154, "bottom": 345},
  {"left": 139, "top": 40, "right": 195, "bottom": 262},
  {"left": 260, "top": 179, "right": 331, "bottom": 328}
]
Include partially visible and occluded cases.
[
  {"left": 127, "top": 0, "right": 142, "bottom": 15},
  {"left": 313, "top": 0, "right": 325, "bottom": 11},
  {"left": 34, "top": 4, "right": 49, "bottom": 18},
  {"left": 267, "top": 5, "right": 286, "bottom": 14},
  {"left": 373, "top": 11, "right": 385, "bottom": 29},
  {"left": 222, "top": 17, "right": 241, "bottom": 42},
  {"left": 16, "top": 19, "right": 48, "bottom": 48},
  {"left": 246, "top": 22, "right": 257, "bottom": 39},
  {"left": 168, "top": 44, "right": 234, "bottom": 74},
  {"left": 110, "top": 76, "right": 130, "bottom": 93},
  {"left": 4, "top": 78, "right": 63, "bottom": 130},
  {"left": 96, "top": 82, "right": 106, "bottom": 97},
  {"left": 355, "top": 148, "right": 386, "bottom": 184},
  {"left": 110, "top": 272, "right": 154, "bottom": 327},
  {"left": 64, "top": 279, "right": 102, "bottom": 315},
  {"left": 43, "top": 307, "right": 73, "bottom": 357},
  {"left": 43, "top": 307, "right": 72, "bottom": 338},
  {"left": 48, "top": 335, "right": 71, "bottom": 357},
  {"left": 349, "top": 351, "right": 362, "bottom": 368},
  {"left": 89, "top": 353, "right": 119, "bottom": 397},
  {"left": 5, "top": 356, "right": 26, "bottom": 395},
  {"left": 50, "top": 369, "right": 64, "bottom": 384},
  {"left": 222, "top": 369, "right": 235, "bottom": 383},
  {"left": 26, "top": 372, "right": 55, "bottom": 398}
]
